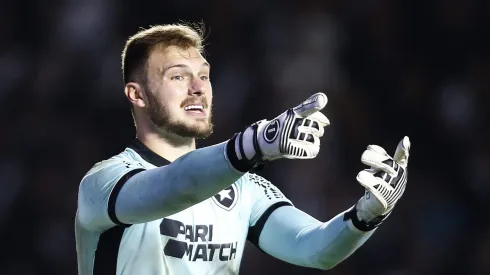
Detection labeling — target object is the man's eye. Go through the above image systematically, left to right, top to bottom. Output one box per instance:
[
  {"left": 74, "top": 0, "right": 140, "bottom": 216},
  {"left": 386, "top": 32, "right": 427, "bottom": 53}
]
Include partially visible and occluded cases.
[
  {"left": 171, "top": 75, "right": 184, "bottom": 81},
  {"left": 200, "top": 75, "right": 210, "bottom": 81}
]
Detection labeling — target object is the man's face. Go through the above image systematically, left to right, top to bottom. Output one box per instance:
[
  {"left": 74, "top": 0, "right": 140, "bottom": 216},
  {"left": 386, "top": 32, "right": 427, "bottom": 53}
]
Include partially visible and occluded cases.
[{"left": 143, "top": 45, "right": 213, "bottom": 139}]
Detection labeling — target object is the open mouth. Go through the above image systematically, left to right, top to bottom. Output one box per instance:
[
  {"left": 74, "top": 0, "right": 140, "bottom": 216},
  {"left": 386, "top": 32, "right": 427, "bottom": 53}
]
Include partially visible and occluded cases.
[{"left": 183, "top": 104, "right": 206, "bottom": 116}]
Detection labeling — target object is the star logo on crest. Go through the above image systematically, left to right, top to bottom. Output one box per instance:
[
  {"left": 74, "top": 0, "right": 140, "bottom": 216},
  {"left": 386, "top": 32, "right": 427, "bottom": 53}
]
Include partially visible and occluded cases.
[
  {"left": 212, "top": 184, "right": 238, "bottom": 211},
  {"left": 216, "top": 189, "right": 232, "bottom": 201}
]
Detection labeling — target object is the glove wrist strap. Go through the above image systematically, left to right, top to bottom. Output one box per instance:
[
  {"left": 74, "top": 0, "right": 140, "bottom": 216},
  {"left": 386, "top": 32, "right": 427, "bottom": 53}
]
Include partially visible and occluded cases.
[
  {"left": 226, "top": 123, "right": 264, "bottom": 172},
  {"left": 343, "top": 206, "right": 387, "bottom": 232}
]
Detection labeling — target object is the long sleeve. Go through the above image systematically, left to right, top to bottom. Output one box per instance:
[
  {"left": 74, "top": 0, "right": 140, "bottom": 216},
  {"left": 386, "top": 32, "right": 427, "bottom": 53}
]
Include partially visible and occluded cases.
[
  {"left": 77, "top": 141, "right": 245, "bottom": 231},
  {"left": 257, "top": 205, "right": 375, "bottom": 270}
]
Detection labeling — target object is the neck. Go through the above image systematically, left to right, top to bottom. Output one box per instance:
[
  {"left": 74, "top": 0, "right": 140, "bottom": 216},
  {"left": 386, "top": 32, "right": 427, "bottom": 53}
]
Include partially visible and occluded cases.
[{"left": 136, "top": 129, "right": 196, "bottom": 162}]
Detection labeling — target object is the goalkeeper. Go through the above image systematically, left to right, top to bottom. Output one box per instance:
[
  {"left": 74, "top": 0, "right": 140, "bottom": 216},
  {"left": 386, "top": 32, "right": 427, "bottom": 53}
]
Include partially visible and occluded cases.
[{"left": 75, "top": 23, "right": 411, "bottom": 275}]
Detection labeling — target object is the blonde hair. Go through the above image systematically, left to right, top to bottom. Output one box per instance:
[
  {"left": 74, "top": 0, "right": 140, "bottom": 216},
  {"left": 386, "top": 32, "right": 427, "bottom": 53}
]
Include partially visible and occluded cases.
[{"left": 121, "top": 23, "right": 205, "bottom": 84}]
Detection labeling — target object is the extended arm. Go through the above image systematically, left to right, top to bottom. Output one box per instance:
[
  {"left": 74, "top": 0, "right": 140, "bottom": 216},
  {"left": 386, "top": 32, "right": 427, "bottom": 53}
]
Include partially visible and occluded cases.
[
  {"left": 256, "top": 137, "right": 411, "bottom": 270},
  {"left": 115, "top": 141, "right": 243, "bottom": 224},
  {"left": 257, "top": 205, "right": 373, "bottom": 270}
]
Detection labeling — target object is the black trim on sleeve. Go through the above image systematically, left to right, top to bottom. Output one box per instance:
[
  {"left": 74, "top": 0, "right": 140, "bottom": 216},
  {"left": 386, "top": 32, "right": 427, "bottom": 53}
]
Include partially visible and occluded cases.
[
  {"left": 108, "top": 168, "right": 145, "bottom": 227},
  {"left": 247, "top": 201, "right": 292, "bottom": 247},
  {"left": 93, "top": 226, "right": 126, "bottom": 275}
]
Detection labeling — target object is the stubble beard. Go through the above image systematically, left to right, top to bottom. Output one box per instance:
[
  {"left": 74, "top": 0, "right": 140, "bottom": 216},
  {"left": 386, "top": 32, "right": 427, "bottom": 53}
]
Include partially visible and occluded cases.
[{"left": 146, "top": 90, "right": 214, "bottom": 140}]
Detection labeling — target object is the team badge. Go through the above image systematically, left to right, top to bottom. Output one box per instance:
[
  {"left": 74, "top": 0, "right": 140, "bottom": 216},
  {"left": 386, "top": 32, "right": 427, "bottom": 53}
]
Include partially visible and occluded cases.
[{"left": 212, "top": 184, "right": 238, "bottom": 211}]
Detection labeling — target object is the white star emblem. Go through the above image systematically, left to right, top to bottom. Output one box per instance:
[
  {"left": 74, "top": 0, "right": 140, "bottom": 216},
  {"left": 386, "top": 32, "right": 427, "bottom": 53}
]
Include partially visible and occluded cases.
[{"left": 217, "top": 189, "right": 232, "bottom": 201}]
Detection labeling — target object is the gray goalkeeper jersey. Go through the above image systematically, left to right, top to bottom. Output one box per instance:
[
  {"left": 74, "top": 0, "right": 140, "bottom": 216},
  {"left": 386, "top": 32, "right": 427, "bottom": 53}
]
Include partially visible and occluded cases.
[{"left": 75, "top": 140, "right": 292, "bottom": 275}]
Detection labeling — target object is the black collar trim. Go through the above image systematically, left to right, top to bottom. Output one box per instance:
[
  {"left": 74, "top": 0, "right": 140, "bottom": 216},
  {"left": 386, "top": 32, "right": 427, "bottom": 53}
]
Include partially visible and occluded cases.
[{"left": 128, "top": 139, "right": 171, "bottom": 167}]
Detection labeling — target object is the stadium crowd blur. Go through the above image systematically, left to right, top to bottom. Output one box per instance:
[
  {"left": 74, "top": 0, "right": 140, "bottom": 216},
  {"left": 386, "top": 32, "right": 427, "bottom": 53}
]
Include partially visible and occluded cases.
[{"left": 1, "top": 0, "right": 489, "bottom": 274}]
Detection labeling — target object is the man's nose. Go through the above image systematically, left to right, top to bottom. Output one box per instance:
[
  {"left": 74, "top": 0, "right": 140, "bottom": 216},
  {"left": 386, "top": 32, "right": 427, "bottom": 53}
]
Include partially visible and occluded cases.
[{"left": 189, "top": 78, "right": 206, "bottom": 95}]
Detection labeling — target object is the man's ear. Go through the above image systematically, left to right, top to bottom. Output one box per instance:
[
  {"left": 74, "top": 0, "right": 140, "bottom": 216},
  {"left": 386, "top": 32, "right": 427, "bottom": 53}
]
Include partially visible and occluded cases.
[{"left": 124, "top": 82, "right": 147, "bottom": 108}]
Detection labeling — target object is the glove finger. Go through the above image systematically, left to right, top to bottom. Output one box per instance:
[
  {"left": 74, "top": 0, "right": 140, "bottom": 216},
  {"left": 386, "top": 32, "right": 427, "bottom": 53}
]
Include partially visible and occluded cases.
[
  {"left": 292, "top": 93, "right": 328, "bottom": 118},
  {"left": 307, "top": 111, "right": 330, "bottom": 128},
  {"left": 290, "top": 115, "right": 326, "bottom": 139},
  {"left": 297, "top": 117, "right": 328, "bottom": 138},
  {"left": 297, "top": 125, "right": 322, "bottom": 138},
  {"left": 291, "top": 131, "right": 318, "bottom": 145},
  {"left": 309, "top": 135, "right": 321, "bottom": 156},
  {"left": 310, "top": 135, "right": 321, "bottom": 156},
  {"left": 285, "top": 136, "right": 320, "bottom": 159},
  {"left": 393, "top": 136, "right": 410, "bottom": 167},
  {"left": 367, "top": 145, "right": 389, "bottom": 156},
  {"left": 361, "top": 149, "right": 397, "bottom": 176},
  {"left": 356, "top": 170, "right": 390, "bottom": 209},
  {"left": 357, "top": 170, "right": 394, "bottom": 190}
]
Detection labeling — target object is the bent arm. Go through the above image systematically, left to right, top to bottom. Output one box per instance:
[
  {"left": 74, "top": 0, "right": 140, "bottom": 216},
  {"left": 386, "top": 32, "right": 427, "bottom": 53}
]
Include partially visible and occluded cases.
[
  {"left": 115, "top": 141, "right": 244, "bottom": 225},
  {"left": 257, "top": 205, "right": 375, "bottom": 270}
]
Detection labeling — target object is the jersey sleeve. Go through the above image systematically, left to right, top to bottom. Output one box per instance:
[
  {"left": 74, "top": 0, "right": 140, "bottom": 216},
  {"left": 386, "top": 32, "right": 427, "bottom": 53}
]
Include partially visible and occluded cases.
[
  {"left": 76, "top": 157, "right": 145, "bottom": 231},
  {"left": 244, "top": 173, "right": 293, "bottom": 246},
  {"left": 254, "top": 205, "right": 374, "bottom": 269}
]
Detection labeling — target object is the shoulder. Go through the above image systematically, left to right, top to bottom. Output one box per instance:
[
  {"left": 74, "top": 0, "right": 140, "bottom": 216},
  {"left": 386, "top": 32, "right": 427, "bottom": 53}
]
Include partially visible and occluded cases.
[
  {"left": 76, "top": 150, "right": 147, "bottom": 230},
  {"left": 79, "top": 150, "right": 145, "bottom": 194},
  {"left": 237, "top": 172, "right": 270, "bottom": 185},
  {"left": 236, "top": 173, "right": 287, "bottom": 200}
]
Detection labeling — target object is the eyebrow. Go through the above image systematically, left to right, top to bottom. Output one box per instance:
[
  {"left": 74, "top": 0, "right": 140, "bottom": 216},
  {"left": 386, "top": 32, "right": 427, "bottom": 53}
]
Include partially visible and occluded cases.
[{"left": 161, "top": 62, "right": 210, "bottom": 74}]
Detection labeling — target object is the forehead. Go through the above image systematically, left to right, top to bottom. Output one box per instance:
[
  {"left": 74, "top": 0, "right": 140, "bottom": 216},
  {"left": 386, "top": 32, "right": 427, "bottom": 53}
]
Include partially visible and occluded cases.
[{"left": 148, "top": 45, "right": 207, "bottom": 69}]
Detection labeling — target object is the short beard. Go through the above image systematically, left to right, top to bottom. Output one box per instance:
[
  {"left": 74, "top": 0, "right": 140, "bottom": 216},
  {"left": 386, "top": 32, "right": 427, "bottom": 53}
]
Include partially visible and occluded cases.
[{"left": 145, "top": 88, "right": 214, "bottom": 140}]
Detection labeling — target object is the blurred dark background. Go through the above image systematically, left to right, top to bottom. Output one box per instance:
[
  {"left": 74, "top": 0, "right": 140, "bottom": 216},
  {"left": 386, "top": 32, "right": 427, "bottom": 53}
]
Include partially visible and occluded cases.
[{"left": 1, "top": 0, "right": 489, "bottom": 274}]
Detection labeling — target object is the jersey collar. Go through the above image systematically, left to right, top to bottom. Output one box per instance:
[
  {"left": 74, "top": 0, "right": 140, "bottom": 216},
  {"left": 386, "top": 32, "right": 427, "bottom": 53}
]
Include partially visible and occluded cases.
[{"left": 128, "top": 139, "right": 171, "bottom": 167}]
